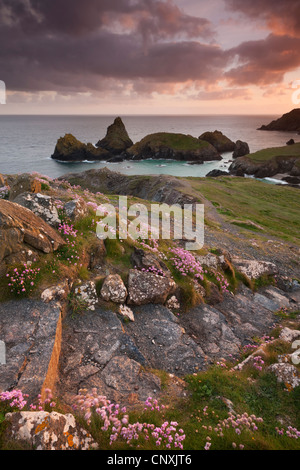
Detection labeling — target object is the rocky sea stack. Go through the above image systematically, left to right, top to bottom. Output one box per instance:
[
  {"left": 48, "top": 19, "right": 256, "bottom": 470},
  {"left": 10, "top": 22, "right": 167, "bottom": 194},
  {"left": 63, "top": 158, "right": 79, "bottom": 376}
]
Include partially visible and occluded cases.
[
  {"left": 96, "top": 117, "right": 133, "bottom": 155},
  {"left": 51, "top": 133, "right": 110, "bottom": 162}
]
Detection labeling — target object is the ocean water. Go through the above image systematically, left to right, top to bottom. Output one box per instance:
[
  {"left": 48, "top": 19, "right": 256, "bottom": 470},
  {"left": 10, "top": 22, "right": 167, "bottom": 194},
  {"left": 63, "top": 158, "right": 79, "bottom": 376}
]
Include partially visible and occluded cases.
[{"left": 0, "top": 114, "right": 298, "bottom": 180}]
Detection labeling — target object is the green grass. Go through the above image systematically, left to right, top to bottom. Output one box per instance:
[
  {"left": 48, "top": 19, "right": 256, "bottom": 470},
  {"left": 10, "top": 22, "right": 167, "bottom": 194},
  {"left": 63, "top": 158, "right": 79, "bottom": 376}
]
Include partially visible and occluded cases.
[
  {"left": 130, "top": 132, "right": 211, "bottom": 153},
  {"left": 246, "top": 142, "right": 300, "bottom": 163},
  {"left": 189, "top": 177, "right": 300, "bottom": 244}
]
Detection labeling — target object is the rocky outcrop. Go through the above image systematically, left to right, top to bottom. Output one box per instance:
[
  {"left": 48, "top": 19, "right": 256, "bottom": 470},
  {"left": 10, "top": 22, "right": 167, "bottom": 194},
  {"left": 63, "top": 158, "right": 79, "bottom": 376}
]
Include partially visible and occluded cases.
[
  {"left": 258, "top": 108, "right": 300, "bottom": 133},
  {"left": 96, "top": 117, "right": 133, "bottom": 155},
  {"left": 199, "top": 130, "right": 236, "bottom": 153},
  {"left": 125, "top": 132, "right": 222, "bottom": 162},
  {"left": 51, "top": 134, "right": 111, "bottom": 162},
  {"left": 232, "top": 140, "right": 250, "bottom": 158},
  {"left": 229, "top": 154, "right": 300, "bottom": 178},
  {"left": 58, "top": 168, "right": 198, "bottom": 207},
  {"left": 13, "top": 192, "right": 61, "bottom": 227},
  {"left": 0, "top": 199, "right": 65, "bottom": 275},
  {"left": 100, "top": 274, "right": 128, "bottom": 303}
]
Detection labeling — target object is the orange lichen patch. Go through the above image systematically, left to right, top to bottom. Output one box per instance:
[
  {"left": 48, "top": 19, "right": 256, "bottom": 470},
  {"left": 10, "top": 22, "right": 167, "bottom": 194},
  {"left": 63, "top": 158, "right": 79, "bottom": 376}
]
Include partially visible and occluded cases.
[
  {"left": 31, "top": 179, "right": 42, "bottom": 194},
  {"left": 34, "top": 417, "right": 50, "bottom": 434},
  {"left": 67, "top": 434, "right": 74, "bottom": 447}
]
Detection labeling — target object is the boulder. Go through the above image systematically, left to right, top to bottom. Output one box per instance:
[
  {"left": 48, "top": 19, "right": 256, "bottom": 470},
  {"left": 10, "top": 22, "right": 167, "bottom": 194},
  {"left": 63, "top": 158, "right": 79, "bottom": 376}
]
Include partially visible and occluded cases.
[
  {"left": 96, "top": 117, "right": 133, "bottom": 155},
  {"left": 199, "top": 130, "right": 236, "bottom": 153},
  {"left": 125, "top": 132, "right": 222, "bottom": 162},
  {"left": 51, "top": 134, "right": 111, "bottom": 162},
  {"left": 286, "top": 139, "right": 295, "bottom": 145},
  {"left": 232, "top": 140, "right": 250, "bottom": 158},
  {"left": 14, "top": 192, "right": 61, "bottom": 227},
  {"left": 63, "top": 198, "right": 89, "bottom": 221},
  {"left": 0, "top": 199, "right": 65, "bottom": 272},
  {"left": 231, "top": 257, "right": 278, "bottom": 280},
  {"left": 127, "top": 269, "right": 176, "bottom": 305},
  {"left": 100, "top": 274, "right": 128, "bottom": 303},
  {"left": 74, "top": 281, "right": 98, "bottom": 311},
  {"left": 4, "top": 411, "right": 98, "bottom": 450}
]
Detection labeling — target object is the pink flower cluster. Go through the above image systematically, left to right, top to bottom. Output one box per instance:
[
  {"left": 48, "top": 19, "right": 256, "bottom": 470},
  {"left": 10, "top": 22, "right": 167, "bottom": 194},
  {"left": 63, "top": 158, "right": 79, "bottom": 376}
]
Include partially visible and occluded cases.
[
  {"left": 0, "top": 185, "right": 10, "bottom": 199},
  {"left": 57, "top": 222, "right": 81, "bottom": 265},
  {"left": 58, "top": 222, "right": 78, "bottom": 238},
  {"left": 169, "top": 247, "right": 204, "bottom": 281},
  {"left": 6, "top": 263, "right": 41, "bottom": 296},
  {"left": 136, "top": 266, "right": 166, "bottom": 277},
  {"left": 215, "top": 272, "right": 229, "bottom": 292},
  {"left": 252, "top": 356, "right": 265, "bottom": 371},
  {"left": 0, "top": 388, "right": 56, "bottom": 411},
  {"left": 72, "top": 389, "right": 185, "bottom": 450},
  {"left": 0, "top": 390, "right": 28, "bottom": 409},
  {"left": 144, "top": 396, "right": 166, "bottom": 412},
  {"left": 200, "top": 407, "right": 264, "bottom": 450},
  {"left": 276, "top": 426, "right": 300, "bottom": 439}
]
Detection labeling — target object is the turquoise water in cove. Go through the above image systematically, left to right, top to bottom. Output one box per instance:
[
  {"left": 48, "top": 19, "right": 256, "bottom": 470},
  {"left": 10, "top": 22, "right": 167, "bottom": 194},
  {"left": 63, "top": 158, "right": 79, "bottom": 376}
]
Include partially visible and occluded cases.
[{"left": 0, "top": 114, "right": 298, "bottom": 180}]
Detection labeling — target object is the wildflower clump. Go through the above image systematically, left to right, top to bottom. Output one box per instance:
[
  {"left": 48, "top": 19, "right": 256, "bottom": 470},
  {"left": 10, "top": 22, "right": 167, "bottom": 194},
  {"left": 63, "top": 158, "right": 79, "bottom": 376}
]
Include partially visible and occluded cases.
[
  {"left": 0, "top": 185, "right": 10, "bottom": 199},
  {"left": 57, "top": 222, "right": 81, "bottom": 266},
  {"left": 169, "top": 247, "right": 204, "bottom": 281},
  {"left": 6, "top": 263, "right": 41, "bottom": 297},
  {"left": 72, "top": 388, "right": 186, "bottom": 450}
]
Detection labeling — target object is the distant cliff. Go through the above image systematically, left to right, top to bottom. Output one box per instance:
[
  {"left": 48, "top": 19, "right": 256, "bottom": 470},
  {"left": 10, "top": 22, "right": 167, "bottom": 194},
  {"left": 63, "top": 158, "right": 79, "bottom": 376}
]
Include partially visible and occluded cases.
[{"left": 258, "top": 109, "right": 300, "bottom": 133}]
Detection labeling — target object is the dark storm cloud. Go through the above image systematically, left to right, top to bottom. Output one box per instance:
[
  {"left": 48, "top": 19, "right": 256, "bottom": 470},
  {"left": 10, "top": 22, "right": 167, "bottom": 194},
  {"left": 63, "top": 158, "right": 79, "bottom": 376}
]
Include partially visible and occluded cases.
[
  {"left": 0, "top": 0, "right": 225, "bottom": 93},
  {"left": 0, "top": 0, "right": 214, "bottom": 38},
  {"left": 1, "top": 0, "right": 299, "bottom": 96},
  {"left": 225, "top": 0, "right": 300, "bottom": 37}
]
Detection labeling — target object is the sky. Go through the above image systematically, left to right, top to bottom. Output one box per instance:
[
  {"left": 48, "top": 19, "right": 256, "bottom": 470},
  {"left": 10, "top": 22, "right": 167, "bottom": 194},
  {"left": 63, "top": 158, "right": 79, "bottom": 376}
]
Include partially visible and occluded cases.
[{"left": 0, "top": 0, "right": 300, "bottom": 115}]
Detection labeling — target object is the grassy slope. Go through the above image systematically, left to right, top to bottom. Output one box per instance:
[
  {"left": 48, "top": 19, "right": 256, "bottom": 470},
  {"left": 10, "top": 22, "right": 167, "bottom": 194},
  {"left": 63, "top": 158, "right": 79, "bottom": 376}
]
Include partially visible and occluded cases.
[
  {"left": 245, "top": 142, "right": 300, "bottom": 163},
  {"left": 187, "top": 176, "right": 300, "bottom": 244}
]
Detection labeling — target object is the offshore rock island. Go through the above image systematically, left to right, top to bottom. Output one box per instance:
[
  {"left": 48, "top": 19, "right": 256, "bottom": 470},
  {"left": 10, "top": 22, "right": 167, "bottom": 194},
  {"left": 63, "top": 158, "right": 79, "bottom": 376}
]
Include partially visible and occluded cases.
[{"left": 51, "top": 116, "right": 251, "bottom": 164}]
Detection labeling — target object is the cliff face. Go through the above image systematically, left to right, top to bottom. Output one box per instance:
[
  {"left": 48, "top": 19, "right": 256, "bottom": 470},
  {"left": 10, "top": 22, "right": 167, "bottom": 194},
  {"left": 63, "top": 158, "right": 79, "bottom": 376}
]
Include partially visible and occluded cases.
[{"left": 258, "top": 108, "right": 300, "bottom": 133}]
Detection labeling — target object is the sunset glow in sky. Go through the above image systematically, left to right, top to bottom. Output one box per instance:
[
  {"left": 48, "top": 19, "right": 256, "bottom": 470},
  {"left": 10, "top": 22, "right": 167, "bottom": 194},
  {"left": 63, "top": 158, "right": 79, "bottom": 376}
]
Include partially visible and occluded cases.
[{"left": 1, "top": 0, "right": 300, "bottom": 115}]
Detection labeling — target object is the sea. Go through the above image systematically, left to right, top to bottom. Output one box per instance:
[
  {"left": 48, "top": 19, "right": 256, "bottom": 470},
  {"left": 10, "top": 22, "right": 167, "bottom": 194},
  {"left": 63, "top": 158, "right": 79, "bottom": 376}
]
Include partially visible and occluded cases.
[{"left": 0, "top": 114, "right": 298, "bottom": 181}]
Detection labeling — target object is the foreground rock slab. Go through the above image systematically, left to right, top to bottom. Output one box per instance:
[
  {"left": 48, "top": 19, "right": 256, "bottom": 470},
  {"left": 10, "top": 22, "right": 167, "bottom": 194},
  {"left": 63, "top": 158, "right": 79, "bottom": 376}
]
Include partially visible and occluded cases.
[
  {"left": 0, "top": 300, "right": 63, "bottom": 402},
  {"left": 4, "top": 411, "right": 97, "bottom": 450}
]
